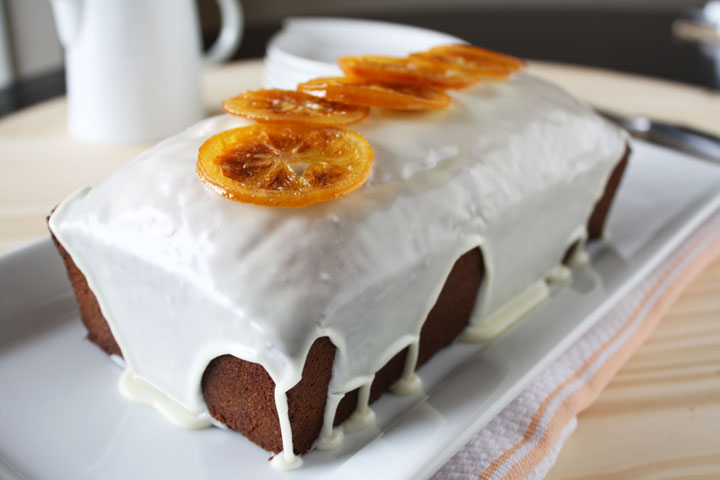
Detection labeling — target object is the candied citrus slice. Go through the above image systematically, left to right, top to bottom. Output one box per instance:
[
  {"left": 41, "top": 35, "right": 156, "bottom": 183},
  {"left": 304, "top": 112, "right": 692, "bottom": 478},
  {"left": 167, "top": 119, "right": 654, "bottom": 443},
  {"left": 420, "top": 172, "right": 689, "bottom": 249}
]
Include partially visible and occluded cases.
[
  {"left": 423, "top": 44, "right": 525, "bottom": 71},
  {"left": 410, "top": 51, "right": 513, "bottom": 80},
  {"left": 338, "top": 55, "right": 482, "bottom": 89},
  {"left": 297, "top": 76, "right": 451, "bottom": 110},
  {"left": 222, "top": 89, "right": 369, "bottom": 125},
  {"left": 197, "top": 124, "right": 374, "bottom": 207}
]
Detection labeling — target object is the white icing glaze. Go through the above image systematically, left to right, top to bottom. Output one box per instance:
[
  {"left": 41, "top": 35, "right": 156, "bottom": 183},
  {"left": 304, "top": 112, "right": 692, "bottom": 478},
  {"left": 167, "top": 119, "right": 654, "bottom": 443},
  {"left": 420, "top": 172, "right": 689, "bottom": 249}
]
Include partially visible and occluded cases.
[
  {"left": 48, "top": 72, "right": 626, "bottom": 459},
  {"left": 568, "top": 238, "right": 591, "bottom": 267},
  {"left": 546, "top": 265, "right": 572, "bottom": 284},
  {"left": 462, "top": 279, "right": 549, "bottom": 342},
  {"left": 392, "top": 341, "right": 422, "bottom": 396},
  {"left": 118, "top": 370, "right": 212, "bottom": 429},
  {"left": 392, "top": 372, "right": 422, "bottom": 396},
  {"left": 344, "top": 381, "right": 376, "bottom": 433},
  {"left": 274, "top": 387, "right": 302, "bottom": 470},
  {"left": 316, "top": 392, "right": 344, "bottom": 450},
  {"left": 344, "top": 407, "right": 376, "bottom": 433},
  {"left": 315, "top": 425, "right": 344, "bottom": 451},
  {"left": 270, "top": 451, "right": 303, "bottom": 471}
]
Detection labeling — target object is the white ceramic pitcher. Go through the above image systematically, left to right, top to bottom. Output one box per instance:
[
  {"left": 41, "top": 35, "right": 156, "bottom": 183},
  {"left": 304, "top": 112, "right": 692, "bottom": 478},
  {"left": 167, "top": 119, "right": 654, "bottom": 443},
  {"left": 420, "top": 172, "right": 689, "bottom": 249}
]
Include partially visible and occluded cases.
[{"left": 50, "top": 0, "right": 243, "bottom": 143}]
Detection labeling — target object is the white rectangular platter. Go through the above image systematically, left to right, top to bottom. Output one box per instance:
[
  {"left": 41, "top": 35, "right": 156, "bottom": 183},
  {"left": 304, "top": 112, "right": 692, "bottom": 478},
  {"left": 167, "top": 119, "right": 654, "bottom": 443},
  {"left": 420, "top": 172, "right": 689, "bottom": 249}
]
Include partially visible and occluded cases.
[{"left": 1, "top": 140, "right": 719, "bottom": 480}]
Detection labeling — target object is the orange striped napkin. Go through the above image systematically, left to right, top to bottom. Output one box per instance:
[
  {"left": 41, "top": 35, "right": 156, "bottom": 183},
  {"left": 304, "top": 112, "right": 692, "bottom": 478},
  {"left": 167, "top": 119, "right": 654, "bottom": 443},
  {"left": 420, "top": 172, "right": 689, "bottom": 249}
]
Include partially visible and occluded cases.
[{"left": 432, "top": 209, "right": 720, "bottom": 480}]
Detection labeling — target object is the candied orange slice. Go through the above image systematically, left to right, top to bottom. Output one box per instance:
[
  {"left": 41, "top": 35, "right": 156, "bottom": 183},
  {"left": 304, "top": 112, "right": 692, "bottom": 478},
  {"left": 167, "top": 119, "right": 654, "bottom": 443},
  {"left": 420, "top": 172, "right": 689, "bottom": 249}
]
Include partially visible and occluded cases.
[
  {"left": 421, "top": 44, "right": 525, "bottom": 71},
  {"left": 410, "top": 51, "right": 513, "bottom": 80},
  {"left": 338, "top": 55, "right": 483, "bottom": 90},
  {"left": 297, "top": 77, "right": 451, "bottom": 110},
  {"left": 222, "top": 89, "right": 369, "bottom": 125},
  {"left": 197, "top": 124, "right": 374, "bottom": 207}
]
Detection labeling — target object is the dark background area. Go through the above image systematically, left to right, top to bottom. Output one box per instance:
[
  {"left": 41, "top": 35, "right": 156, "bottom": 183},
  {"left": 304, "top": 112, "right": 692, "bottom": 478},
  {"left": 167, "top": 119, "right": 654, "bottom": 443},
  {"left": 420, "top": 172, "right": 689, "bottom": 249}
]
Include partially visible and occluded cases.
[
  {"left": 2, "top": 7, "right": 718, "bottom": 117},
  {"left": 231, "top": 8, "right": 718, "bottom": 89}
]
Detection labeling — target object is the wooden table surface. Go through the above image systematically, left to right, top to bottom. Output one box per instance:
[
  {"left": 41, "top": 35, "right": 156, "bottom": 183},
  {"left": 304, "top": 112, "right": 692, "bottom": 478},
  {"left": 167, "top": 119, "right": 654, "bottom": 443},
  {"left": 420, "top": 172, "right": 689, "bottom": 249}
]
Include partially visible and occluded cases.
[{"left": 1, "top": 60, "right": 719, "bottom": 478}]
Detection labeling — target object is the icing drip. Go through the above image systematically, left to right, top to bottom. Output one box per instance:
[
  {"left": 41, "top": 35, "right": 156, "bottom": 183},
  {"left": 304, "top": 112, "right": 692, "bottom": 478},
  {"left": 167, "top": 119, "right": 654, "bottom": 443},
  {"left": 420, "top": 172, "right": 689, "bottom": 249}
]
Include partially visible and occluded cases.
[
  {"left": 48, "top": 72, "right": 627, "bottom": 462},
  {"left": 568, "top": 238, "right": 591, "bottom": 267},
  {"left": 546, "top": 265, "right": 572, "bottom": 284},
  {"left": 463, "top": 280, "right": 549, "bottom": 341},
  {"left": 392, "top": 341, "right": 422, "bottom": 396},
  {"left": 118, "top": 370, "right": 212, "bottom": 429},
  {"left": 344, "top": 381, "right": 376, "bottom": 433},
  {"left": 271, "top": 387, "right": 303, "bottom": 471},
  {"left": 315, "top": 393, "right": 344, "bottom": 451},
  {"left": 315, "top": 425, "right": 344, "bottom": 451},
  {"left": 270, "top": 451, "right": 303, "bottom": 471}
]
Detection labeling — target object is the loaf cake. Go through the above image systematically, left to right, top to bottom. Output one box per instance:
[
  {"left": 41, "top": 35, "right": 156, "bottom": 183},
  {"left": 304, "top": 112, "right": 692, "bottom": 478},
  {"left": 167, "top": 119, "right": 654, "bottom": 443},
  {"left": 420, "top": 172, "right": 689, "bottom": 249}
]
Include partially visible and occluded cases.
[{"left": 48, "top": 70, "right": 628, "bottom": 469}]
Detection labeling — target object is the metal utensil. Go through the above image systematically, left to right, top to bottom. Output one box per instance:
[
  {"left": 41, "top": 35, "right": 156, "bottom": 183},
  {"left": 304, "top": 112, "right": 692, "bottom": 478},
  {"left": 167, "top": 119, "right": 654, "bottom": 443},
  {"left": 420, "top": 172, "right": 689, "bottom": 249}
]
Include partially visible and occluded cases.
[{"left": 596, "top": 108, "right": 720, "bottom": 165}]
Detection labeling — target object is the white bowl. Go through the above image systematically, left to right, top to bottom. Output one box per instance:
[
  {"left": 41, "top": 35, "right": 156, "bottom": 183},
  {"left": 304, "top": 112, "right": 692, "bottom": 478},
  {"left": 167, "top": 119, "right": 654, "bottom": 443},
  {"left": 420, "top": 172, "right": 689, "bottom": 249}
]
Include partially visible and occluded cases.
[{"left": 263, "top": 17, "right": 465, "bottom": 89}]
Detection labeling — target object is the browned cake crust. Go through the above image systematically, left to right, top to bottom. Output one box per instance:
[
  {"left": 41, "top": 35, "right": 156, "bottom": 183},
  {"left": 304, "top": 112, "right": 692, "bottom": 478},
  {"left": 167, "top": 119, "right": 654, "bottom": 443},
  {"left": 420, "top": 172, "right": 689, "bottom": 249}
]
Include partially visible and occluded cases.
[
  {"left": 50, "top": 147, "right": 629, "bottom": 456},
  {"left": 588, "top": 148, "right": 630, "bottom": 240},
  {"left": 52, "top": 236, "right": 122, "bottom": 357},
  {"left": 333, "top": 247, "right": 484, "bottom": 427},
  {"left": 203, "top": 337, "right": 336, "bottom": 454}
]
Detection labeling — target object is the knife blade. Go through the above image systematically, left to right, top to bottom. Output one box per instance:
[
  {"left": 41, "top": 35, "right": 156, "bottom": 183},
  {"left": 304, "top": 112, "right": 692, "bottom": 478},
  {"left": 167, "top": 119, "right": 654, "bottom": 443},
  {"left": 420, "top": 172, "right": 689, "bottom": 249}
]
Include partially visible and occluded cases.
[{"left": 595, "top": 108, "right": 720, "bottom": 165}]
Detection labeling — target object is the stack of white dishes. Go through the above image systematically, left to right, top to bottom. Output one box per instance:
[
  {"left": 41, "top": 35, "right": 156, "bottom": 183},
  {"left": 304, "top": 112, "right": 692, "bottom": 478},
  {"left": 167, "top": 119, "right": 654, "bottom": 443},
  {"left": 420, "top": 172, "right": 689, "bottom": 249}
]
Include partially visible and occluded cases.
[{"left": 263, "top": 17, "right": 465, "bottom": 90}]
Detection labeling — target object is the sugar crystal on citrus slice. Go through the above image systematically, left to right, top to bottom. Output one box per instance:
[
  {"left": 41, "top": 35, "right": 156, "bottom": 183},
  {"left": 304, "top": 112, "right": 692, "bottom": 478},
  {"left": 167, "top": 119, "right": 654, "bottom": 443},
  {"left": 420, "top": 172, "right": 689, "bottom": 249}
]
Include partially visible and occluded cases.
[
  {"left": 424, "top": 45, "right": 525, "bottom": 71},
  {"left": 410, "top": 51, "right": 513, "bottom": 80},
  {"left": 338, "top": 55, "right": 482, "bottom": 90},
  {"left": 298, "top": 76, "right": 451, "bottom": 110},
  {"left": 222, "top": 89, "right": 369, "bottom": 126},
  {"left": 197, "top": 124, "right": 374, "bottom": 207}
]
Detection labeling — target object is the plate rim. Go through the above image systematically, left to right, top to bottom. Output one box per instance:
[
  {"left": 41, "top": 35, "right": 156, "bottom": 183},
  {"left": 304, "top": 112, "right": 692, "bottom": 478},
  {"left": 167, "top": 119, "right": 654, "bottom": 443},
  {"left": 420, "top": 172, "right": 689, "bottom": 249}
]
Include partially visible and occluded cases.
[{"left": 1, "top": 139, "right": 720, "bottom": 480}]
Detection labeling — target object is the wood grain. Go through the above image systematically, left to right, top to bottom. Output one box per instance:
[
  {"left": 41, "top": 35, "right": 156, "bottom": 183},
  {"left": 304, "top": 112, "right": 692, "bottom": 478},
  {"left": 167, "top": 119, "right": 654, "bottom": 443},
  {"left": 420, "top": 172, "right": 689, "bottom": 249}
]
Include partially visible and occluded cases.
[
  {"left": 1, "top": 59, "right": 719, "bottom": 477},
  {"left": 547, "top": 257, "right": 720, "bottom": 480}
]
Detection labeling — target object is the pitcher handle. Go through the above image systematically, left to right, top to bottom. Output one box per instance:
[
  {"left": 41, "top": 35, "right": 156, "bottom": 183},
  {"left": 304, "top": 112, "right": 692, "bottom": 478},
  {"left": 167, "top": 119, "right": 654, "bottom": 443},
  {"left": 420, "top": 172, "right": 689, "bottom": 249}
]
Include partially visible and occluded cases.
[{"left": 204, "top": 0, "right": 244, "bottom": 64}]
